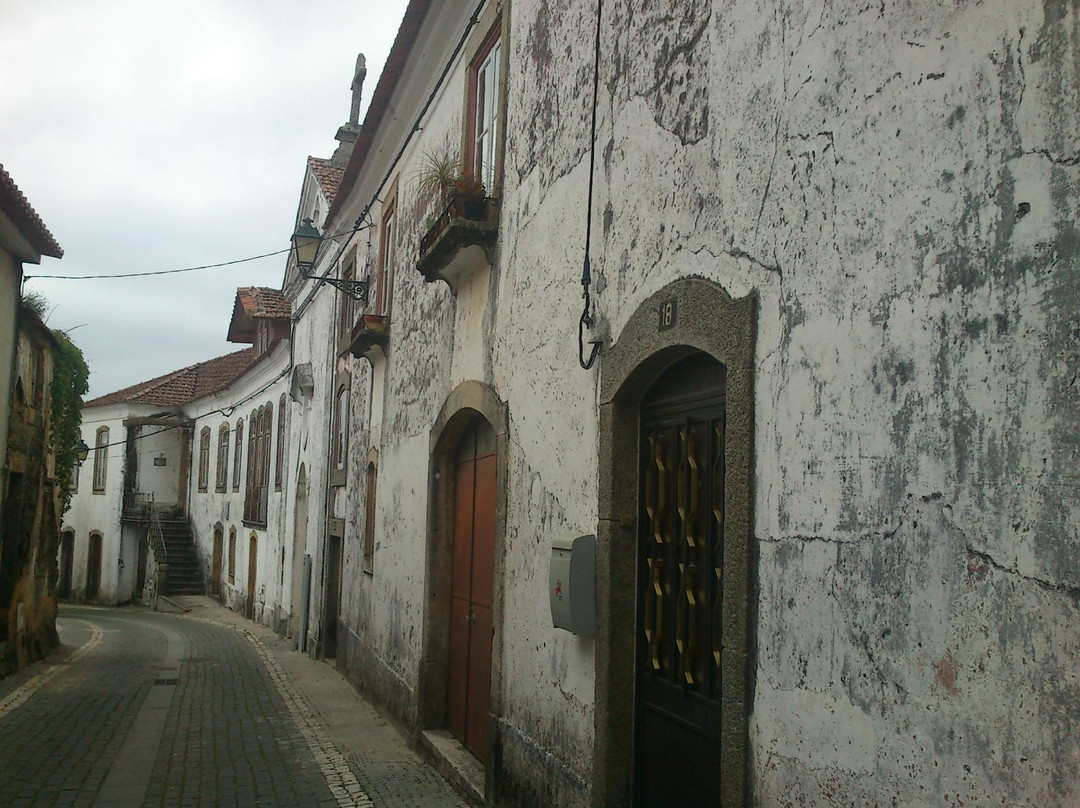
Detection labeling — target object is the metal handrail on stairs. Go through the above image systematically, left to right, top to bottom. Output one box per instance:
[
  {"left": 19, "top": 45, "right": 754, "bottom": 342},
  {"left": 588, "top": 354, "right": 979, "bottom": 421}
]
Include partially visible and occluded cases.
[
  {"left": 146, "top": 507, "right": 171, "bottom": 601},
  {"left": 148, "top": 507, "right": 168, "bottom": 564}
]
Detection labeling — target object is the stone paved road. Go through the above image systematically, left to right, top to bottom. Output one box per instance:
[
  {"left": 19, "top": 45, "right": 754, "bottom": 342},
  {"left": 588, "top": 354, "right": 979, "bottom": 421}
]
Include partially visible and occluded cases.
[{"left": 0, "top": 604, "right": 468, "bottom": 808}]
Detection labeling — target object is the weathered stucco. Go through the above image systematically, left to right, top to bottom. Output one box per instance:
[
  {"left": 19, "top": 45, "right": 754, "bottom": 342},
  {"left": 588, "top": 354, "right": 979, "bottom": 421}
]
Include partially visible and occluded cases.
[
  {"left": 57, "top": 0, "right": 1079, "bottom": 804},
  {"left": 322, "top": 0, "right": 1079, "bottom": 804}
]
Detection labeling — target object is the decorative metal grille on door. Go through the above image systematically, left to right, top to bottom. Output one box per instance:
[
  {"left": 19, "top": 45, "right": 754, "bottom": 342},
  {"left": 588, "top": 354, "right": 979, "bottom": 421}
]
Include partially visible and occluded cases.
[{"left": 636, "top": 355, "right": 726, "bottom": 806}]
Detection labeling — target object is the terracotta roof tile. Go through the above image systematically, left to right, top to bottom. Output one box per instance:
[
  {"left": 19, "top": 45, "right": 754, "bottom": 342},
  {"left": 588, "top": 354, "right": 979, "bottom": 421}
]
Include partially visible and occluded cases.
[
  {"left": 308, "top": 157, "right": 345, "bottom": 205},
  {"left": 0, "top": 164, "right": 62, "bottom": 260},
  {"left": 237, "top": 286, "right": 291, "bottom": 319},
  {"left": 85, "top": 348, "right": 257, "bottom": 408}
]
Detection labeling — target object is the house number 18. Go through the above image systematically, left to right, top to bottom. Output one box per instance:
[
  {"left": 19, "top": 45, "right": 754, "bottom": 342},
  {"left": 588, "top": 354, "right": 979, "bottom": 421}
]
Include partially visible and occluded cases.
[{"left": 659, "top": 298, "right": 677, "bottom": 331}]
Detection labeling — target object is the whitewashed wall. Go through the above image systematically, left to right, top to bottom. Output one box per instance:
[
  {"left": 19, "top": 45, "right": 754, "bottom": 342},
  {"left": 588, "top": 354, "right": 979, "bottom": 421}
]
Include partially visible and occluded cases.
[
  {"left": 312, "top": 0, "right": 1080, "bottom": 805},
  {"left": 283, "top": 168, "right": 341, "bottom": 652},
  {"left": 185, "top": 343, "right": 291, "bottom": 628},
  {"left": 64, "top": 406, "right": 131, "bottom": 604}
]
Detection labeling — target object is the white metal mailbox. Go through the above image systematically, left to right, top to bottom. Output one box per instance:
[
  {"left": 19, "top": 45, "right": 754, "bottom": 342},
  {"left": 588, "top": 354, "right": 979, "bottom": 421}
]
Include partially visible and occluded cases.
[{"left": 550, "top": 533, "right": 596, "bottom": 635}]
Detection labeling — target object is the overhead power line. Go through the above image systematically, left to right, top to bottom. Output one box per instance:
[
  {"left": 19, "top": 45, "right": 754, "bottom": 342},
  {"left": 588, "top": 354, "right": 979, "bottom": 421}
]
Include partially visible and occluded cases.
[
  {"left": 23, "top": 215, "right": 373, "bottom": 282},
  {"left": 23, "top": 248, "right": 292, "bottom": 281}
]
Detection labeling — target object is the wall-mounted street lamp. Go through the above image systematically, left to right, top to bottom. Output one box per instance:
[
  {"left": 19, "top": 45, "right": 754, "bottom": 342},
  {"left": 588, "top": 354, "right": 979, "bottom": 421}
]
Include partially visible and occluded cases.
[
  {"left": 291, "top": 218, "right": 368, "bottom": 302},
  {"left": 75, "top": 438, "right": 89, "bottom": 466}
]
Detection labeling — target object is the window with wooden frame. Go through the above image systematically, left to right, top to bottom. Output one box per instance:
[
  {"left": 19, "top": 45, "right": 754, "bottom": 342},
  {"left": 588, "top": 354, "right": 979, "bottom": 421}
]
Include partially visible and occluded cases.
[
  {"left": 466, "top": 20, "right": 503, "bottom": 194},
  {"left": 373, "top": 204, "right": 396, "bottom": 318},
  {"left": 338, "top": 247, "right": 358, "bottom": 340},
  {"left": 330, "top": 385, "right": 348, "bottom": 487},
  {"left": 275, "top": 394, "right": 286, "bottom": 490},
  {"left": 261, "top": 402, "right": 272, "bottom": 503},
  {"left": 244, "top": 404, "right": 272, "bottom": 526},
  {"left": 244, "top": 408, "right": 258, "bottom": 524},
  {"left": 233, "top": 418, "right": 243, "bottom": 491},
  {"left": 216, "top": 423, "right": 230, "bottom": 492},
  {"left": 92, "top": 427, "right": 109, "bottom": 493},
  {"left": 198, "top": 427, "right": 211, "bottom": 492},
  {"left": 228, "top": 526, "right": 236, "bottom": 584}
]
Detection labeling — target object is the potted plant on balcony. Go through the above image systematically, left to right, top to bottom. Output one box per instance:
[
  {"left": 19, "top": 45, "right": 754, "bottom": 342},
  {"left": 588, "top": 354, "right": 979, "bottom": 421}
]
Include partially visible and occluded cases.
[
  {"left": 417, "top": 151, "right": 487, "bottom": 222},
  {"left": 449, "top": 171, "right": 486, "bottom": 220}
]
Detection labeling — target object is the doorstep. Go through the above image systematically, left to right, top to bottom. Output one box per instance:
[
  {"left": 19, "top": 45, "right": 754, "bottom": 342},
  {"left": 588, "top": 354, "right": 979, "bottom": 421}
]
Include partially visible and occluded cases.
[{"left": 418, "top": 728, "right": 485, "bottom": 807}]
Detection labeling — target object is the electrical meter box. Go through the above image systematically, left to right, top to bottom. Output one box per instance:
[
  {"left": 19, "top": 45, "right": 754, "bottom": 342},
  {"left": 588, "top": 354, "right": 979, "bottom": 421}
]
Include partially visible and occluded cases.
[{"left": 550, "top": 534, "right": 596, "bottom": 635}]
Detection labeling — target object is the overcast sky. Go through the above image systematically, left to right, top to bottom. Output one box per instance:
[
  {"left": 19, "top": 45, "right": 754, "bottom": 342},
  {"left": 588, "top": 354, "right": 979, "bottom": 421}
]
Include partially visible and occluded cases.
[{"left": 1, "top": 0, "right": 409, "bottom": 399}]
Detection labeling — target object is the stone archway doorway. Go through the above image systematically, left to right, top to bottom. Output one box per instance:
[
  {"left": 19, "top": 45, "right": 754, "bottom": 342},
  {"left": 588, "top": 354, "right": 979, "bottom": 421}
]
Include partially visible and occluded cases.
[
  {"left": 593, "top": 277, "right": 756, "bottom": 808},
  {"left": 419, "top": 381, "right": 508, "bottom": 775}
]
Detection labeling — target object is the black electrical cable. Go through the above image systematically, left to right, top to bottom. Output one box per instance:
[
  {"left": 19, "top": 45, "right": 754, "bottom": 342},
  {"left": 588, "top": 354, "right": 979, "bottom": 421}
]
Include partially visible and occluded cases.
[
  {"left": 579, "top": 0, "right": 604, "bottom": 370},
  {"left": 24, "top": 249, "right": 291, "bottom": 281}
]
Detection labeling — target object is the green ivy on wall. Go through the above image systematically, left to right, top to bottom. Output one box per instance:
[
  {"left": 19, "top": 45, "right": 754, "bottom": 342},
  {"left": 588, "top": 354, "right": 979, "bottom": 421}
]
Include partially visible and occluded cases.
[{"left": 49, "top": 330, "right": 89, "bottom": 514}]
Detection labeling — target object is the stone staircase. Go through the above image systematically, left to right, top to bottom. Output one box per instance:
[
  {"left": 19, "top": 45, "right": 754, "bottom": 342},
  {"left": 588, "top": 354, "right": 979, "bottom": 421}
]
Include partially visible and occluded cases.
[{"left": 158, "top": 517, "right": 205, "bottom": 596}]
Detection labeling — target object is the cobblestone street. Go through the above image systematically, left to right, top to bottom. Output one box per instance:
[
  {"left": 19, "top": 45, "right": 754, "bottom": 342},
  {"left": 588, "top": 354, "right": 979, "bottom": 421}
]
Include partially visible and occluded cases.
[{"left": 0, "top": 600, "right": 468, "bottom": 808}]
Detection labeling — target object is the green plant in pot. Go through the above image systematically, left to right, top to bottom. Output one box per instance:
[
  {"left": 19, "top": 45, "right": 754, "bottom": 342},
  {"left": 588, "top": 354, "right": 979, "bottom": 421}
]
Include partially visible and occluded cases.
[
  {"left": 416, "top": 151, "right": 487, "bottom": 221},
  {"left": 450, "top": 171, "right": 486, "bottom": 220}
]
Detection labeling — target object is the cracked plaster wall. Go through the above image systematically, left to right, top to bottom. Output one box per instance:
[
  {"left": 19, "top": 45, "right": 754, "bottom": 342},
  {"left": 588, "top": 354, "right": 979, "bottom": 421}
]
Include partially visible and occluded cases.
[
  {"left": 306, "top": 0, "right": 1079, "bottom": 803},
  {"left": 501, "top": 0, "right": 1080, "bottom": 804}
]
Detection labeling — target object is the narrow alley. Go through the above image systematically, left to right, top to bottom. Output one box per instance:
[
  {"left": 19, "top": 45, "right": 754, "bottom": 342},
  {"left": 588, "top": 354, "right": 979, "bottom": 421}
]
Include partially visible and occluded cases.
[{"left": 0, "top": 600, "right": 469, "bottom": 808}]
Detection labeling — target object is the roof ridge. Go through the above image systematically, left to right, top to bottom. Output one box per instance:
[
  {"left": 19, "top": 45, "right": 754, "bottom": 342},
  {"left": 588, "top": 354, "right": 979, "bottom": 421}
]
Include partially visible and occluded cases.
[{"left": 85, "top": 347, "right": 256, "bottom": 408}]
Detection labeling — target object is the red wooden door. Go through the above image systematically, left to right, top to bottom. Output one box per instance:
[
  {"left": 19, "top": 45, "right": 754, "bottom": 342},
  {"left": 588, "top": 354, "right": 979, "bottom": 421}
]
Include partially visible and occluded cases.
[{"left": 448, "top": 419, "right": 496, "bottom": 761}]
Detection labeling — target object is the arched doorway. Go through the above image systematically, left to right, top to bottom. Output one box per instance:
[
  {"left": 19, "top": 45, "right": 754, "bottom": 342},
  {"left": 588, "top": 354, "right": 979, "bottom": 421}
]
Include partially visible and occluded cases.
[
  {"left": 593, "top": 277, "right": 755, "bottom": 808},
  {"left": 419, "top": 381, "right": 508, "bottom": 771},
  {"left": 448, "top": 416, "right": 497, "bottom": 761},
  {"left": 211, "top": 524, "right": 224, "bottom": 596},
  {"left": 59, "top": 529, "right": 75, "bottom": 600},
  {"left": 86, "top": 532, "right": 103, "bottom": 601}
]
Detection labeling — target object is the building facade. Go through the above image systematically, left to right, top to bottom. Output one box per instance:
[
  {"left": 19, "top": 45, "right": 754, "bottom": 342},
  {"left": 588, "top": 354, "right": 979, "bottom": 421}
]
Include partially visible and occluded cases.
[
  {"left": 62, "top": 1, "right": 1080, "bottom": 804},
  {"left": 290, "top": 1, "right": 1080, "bottom": 805},
  {"left": 0, "top": 165, "right": 65, "bottom": 672}
]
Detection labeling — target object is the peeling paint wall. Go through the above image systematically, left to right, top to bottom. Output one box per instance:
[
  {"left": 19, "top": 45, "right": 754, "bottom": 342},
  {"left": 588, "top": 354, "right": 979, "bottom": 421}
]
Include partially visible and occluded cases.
[
  {"left": 309, "top": 0, "right": 1080, "bottom": 804},
  {"left": 558, "top": 0, "right": 1079, "bottom": 804}
]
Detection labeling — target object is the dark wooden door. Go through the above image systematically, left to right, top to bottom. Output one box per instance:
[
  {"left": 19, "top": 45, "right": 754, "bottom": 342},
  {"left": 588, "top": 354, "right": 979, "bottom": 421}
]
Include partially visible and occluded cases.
[
  {"left": 635, "top": 356, "right": 726, "bottom": 806},
  {"left": 448, "top": 418, "right": 496, "bottom": 761},
  {"left": 211, "top": 528, "right": 223, "bottom": 595},
  {"left": 59, "top": 530, "right": 74, "bottom": 599},
  {"left": 87, "top": 534, "right": 102, "bottom": 601},
  {"left": 323, "top": 534, "right": 342, "bottom": 658},
  {"left": 246, "top": 536, "right": 257, "bottom": 619}
]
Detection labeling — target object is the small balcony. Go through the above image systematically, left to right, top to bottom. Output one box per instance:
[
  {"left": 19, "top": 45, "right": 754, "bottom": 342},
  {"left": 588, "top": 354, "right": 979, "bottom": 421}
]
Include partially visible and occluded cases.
[
  {"left": 416, "top": 196, "right": 498, "bottom": 293},
  {"left": 346, "top": 313, "right": 390, "bottom": 360},
  {"left": 122, "top": 491, "right": 154, "bottom": 523}
]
